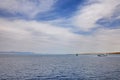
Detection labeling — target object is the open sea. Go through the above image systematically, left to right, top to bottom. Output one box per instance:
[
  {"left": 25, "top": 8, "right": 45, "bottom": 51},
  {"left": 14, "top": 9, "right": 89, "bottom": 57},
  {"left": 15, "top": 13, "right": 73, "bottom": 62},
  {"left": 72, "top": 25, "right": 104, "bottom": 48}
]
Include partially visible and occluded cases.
[{"left": 0, "top": 54, "right": 120, "bottom": 80}]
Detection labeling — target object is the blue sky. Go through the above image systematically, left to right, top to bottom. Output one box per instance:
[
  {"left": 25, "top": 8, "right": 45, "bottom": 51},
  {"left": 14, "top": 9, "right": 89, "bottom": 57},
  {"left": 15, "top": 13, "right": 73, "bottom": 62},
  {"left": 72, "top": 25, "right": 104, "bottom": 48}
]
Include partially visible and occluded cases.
[{"left": 0, "top": 0, "right": 120, "bottom": 54}]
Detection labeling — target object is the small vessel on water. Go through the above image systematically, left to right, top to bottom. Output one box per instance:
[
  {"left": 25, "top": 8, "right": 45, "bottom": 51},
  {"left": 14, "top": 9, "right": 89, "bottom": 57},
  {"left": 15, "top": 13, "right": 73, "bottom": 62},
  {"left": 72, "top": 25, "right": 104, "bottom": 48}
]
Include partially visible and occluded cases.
[
  {"left": 76, "top": 54, "right": 79, "bottom": 56},
  {"left": 97, "top": 54, "right": 107, "bottom": 57}
]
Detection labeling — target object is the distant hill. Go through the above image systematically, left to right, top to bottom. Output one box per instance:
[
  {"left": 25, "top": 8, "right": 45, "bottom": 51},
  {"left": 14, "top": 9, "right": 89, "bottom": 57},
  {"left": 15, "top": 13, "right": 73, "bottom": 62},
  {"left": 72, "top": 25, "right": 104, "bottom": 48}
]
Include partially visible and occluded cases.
[
  {"left": 0, "top": 51, "right": 34, "bottom": 55},
  {"left": 76, "top": 52, "right": 120, "bottom": 55},
  {"left": 108, "top": 52, "right": 120, "bottom": 54}
]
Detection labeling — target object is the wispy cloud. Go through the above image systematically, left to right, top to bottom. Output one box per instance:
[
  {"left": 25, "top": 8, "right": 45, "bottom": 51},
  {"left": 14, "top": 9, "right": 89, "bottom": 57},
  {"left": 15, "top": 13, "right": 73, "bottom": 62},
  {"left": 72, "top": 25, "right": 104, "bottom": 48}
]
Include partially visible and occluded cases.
[
  {"left": 0, "top": 0, "right": 56, "bottom": 18},
  {"left": 0, "top": 0, "right": 120, "bottom": 54},
  {"left": 72, "top": 0, "right": 120, "bottom": 31},
  {"left": 0, "top": 19, "right": 120, "bottom": 53},
  {"left": 0, "top": 19, "right": 79, "bottom": 53}
]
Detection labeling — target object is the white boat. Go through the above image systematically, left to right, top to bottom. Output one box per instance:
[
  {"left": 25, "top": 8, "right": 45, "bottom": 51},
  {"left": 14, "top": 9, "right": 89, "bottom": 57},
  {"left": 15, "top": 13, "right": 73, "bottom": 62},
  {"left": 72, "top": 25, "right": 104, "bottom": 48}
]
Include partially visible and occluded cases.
[{"left": 97, "top": 54, "right": 107, "bottom": 57}]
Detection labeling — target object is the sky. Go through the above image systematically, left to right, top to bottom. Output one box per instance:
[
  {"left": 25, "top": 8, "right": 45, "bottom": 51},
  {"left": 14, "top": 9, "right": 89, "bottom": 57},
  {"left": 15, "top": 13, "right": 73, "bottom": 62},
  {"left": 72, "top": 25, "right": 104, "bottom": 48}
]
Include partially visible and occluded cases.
[{"left": 0, "top": 0, "right": 120, "bottom": 54}]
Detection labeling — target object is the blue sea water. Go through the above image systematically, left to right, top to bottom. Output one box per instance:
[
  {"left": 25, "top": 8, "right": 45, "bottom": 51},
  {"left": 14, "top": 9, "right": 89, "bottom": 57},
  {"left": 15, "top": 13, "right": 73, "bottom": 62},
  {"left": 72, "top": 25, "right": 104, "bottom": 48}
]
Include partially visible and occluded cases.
[{"left": 0, "top": 54, "right": 120, "bottom": 80}]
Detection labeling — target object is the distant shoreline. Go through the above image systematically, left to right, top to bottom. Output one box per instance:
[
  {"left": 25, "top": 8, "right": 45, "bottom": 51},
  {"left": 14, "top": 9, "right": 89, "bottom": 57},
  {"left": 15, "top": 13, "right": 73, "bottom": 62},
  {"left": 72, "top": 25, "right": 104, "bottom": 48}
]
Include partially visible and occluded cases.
[{"left": 0, "top": 51, "right": 120, "bottom": 55}]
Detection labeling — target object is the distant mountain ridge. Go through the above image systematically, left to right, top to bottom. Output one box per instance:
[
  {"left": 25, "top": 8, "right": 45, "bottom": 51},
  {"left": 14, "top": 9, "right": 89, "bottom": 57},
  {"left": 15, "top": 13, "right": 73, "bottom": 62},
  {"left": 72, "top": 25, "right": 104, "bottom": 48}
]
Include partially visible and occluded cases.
[
  {"left": 0, "top": 51, "right": 34, "bottom": 55},
  {"left": 108, "top": 52, "right": 120, "bottom": 54}
]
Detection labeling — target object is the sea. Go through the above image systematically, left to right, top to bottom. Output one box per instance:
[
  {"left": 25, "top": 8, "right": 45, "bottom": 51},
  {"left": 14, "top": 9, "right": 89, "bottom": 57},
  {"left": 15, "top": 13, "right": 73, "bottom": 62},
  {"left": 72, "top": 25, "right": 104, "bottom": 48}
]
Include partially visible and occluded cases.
[{"left": 0, "top": 54, "right": 120, "bottom": 80}]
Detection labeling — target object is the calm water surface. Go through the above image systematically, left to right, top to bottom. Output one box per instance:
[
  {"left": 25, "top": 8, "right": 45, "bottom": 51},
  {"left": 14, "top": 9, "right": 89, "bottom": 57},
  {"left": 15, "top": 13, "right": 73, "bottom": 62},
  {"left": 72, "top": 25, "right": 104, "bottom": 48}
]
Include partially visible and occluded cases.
[{"left": 0, "top": 54, "right": 120, "bottom": 80}]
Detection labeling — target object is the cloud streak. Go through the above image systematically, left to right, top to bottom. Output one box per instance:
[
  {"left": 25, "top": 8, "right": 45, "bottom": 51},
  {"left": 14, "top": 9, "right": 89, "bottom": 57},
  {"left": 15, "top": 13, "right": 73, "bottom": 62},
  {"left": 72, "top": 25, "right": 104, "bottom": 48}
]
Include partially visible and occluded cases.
[
  {"left": 0, "top": 0, "right": 56, "bottom": 18},
  {"left": 0, "top": 0, "right": 120, "bottom": 54},
  {"left": 73, "top": 0, "right": 120, "bottom": 31},
  {"left": 0, "top": 19, "right": 120, "bottom": 54},
  {"left": 0, "top": 19, "right": 80, "bottom": 53}
]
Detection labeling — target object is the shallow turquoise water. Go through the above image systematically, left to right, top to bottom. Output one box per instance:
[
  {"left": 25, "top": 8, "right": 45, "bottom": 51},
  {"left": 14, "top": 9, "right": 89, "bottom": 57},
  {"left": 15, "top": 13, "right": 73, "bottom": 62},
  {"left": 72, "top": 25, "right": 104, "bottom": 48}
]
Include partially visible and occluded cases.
[{"left": 0, "top": 54, "right": 120, "bottom": 80}]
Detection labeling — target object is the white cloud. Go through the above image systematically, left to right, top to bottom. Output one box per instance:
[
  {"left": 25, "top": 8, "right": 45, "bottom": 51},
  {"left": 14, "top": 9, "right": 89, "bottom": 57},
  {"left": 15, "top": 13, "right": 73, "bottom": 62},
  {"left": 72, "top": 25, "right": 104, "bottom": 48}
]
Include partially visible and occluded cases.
[
  {"left": 0, "top": 0, "right": 56, "bottom": 18},
  {"left": 0, "top": 0, "right": 120, "bottom": 54},
  {"left": 73, "top": 0, "right": 120, "bottom": 31},
  {"left": 0, "top": 19, "right": 120, "bottom": 54},
  {"left": 0, "top": 19, "right": 81, "bottom": 54},
  {"left": 71, "top": 28, "right": 120, "bottom": 53},
  {"left": 93, "top": 28, "right": 120, "bottom": 52}
]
